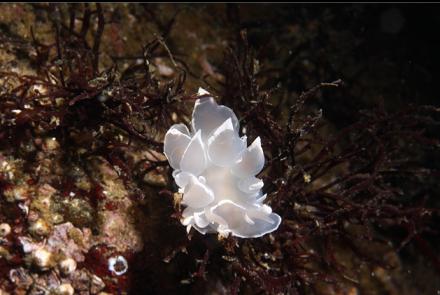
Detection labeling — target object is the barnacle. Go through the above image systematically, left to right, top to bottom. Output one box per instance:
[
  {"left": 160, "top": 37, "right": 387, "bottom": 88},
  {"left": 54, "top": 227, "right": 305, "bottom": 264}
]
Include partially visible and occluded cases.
[
  {"left": 164, "top": 88, "right": 281, "bottom": 238},
  {"left": 0, "top": 223, "right": 11, "bottom": 237},
  {"left": 108, "top": 255, "right": 129, "bottom": 276},
  {"left": 58, "top": 257, "right": 77, "bottom": 275},
  {"left": 55, "top": 283, "right": 75, "bottom": 295}
]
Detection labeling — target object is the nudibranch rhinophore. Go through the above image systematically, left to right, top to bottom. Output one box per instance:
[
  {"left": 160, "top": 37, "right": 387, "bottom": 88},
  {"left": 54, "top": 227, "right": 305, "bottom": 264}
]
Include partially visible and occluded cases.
[{"left": 163, "top": 88, "right": 281, "bottom": 238}]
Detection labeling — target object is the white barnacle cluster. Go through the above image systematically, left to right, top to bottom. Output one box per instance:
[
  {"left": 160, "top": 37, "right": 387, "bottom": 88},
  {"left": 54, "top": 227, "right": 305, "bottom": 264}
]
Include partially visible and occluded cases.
[{"left": 163, "top": 88, "right": 281, "bottom": 238}]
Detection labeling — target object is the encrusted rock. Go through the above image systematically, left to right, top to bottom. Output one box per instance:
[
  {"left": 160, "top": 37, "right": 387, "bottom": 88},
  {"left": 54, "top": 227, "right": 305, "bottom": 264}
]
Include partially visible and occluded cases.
[
  {"left": 143, "top": 169, "right": 167, "bottom": 187},
  {"left": 2, "top": 183, "right": 30, "bottom": 202},
  {"left": 37, "top": 183, "right": 57, "bottom": 198},
  {"left": 62, "top": 198, "right": 95, "bottom": 228},
  {"left": 98, "top": 206, "right": 143, "bottom": 252},
  {"left": 51, "top": 213, "right": 64, "bottom": 224},
  {"left": 47, "top": 222, "right": 92, "bottom": 262},
  {"left": 19, "top": 236, "right": 43, "bottom": 254},
  {"left": 0, "top": 246, "right": 11, "bottom": 260},
  {"left": 8, "top": 268, "right": 33, "bottom": 289},
  {"left": 69, "top": 269, "right": 96, "bottom": 293},
  {"left": 90, "top": 274, "right": 106, "bottom": 294}
]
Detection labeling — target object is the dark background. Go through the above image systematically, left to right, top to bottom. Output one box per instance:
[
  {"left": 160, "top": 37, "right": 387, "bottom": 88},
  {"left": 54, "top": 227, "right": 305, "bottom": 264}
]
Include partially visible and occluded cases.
[{"left": 232, "top": 4, "right": 440, "bottom": 126}]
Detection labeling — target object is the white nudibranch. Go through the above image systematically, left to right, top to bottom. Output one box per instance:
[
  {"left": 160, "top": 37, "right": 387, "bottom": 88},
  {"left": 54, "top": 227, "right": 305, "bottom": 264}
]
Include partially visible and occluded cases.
[{"left": 163, "top": 88, "right": 281, "bottom": 238}]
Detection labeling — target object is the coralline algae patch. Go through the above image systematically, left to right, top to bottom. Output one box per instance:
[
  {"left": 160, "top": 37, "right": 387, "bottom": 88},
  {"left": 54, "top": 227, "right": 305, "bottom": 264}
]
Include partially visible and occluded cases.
[{"left": 0, "top": 144, "right": 146, "bottom": 294}]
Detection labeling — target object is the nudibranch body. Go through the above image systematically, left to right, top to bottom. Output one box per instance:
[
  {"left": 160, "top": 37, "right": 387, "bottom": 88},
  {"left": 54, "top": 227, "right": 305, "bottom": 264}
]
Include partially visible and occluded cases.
[{"left": 163, "top": 88, "right": 281, "bottom": 238}]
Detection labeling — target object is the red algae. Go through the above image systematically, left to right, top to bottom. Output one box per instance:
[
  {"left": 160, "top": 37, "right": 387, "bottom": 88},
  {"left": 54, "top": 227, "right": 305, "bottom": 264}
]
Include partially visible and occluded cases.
[{"left": 83, "top": 245, "right": 112, "bottom": 278}]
